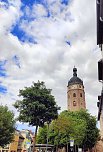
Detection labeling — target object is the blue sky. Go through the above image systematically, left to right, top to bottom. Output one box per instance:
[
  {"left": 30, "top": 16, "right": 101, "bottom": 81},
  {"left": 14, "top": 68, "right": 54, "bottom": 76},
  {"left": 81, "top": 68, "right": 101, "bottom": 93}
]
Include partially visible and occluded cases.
[
  {"left": 0, "top": 0, "right": 101, "bottom": 131},
  {"left": 10, "top": 0, "right": 70, "bottom": 43},
  {"left": 0, "top": 57, "right": 21, "bottom": 94},
  {"left": 0, "top": 60, "right": 7, "bottom": 94},
  {"left": 0, "top": 60, "right": 7, "bottom": 77},
  {"left": 0, "top": 84, "right": 7, "bottom": 94},
  {"left": 16, "top": 122, "right": 35, "bottom": 132}
]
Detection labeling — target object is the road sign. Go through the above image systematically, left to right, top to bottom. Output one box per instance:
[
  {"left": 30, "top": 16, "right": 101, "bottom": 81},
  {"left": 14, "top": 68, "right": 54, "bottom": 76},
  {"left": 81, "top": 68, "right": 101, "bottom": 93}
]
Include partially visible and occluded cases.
[
  {"left": 70, "top": 139, "right": 74, "bottom": 147},
  {"left": 78, "top": 148, "right": 82, "bottom": 152}
]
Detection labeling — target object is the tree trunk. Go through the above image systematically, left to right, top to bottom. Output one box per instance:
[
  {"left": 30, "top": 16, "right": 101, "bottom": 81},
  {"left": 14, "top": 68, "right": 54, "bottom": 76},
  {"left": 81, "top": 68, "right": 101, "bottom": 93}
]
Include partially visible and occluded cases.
[{"left": 33, "top": 125, "right": 38, "bottom": 152}]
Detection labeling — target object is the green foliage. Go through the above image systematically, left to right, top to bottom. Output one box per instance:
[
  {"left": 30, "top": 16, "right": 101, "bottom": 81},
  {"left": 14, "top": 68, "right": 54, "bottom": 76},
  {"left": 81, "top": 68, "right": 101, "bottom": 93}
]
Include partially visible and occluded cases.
[
  {"left": 14, "top": 81, "right": 60, "bottom": 127},
  {"left": 14, "top": 81, "right": 60, "bottom": 150},
  {"left": 0, "top": 105, "right": 15, "bottom": 147},
  {"left": 37, "top": 109, "right": 99, "bottom": 150},
  {"left": 60, "top": 110, "right": 87, "bottom": 146},
  {"left": 75, "top": 110, "right": 99, "bottom": 149},
  {"left": 48, "top": 111, "right": 86, "bottom": 147},
  {"left": 37, "top": 112, "right": 75, "bottom": 147},
  {"left": 48, "top": 115, "right": 72, "bottom": 147},
  {"left": 37, "top": 125, "right": 47, "bottom": 144}
]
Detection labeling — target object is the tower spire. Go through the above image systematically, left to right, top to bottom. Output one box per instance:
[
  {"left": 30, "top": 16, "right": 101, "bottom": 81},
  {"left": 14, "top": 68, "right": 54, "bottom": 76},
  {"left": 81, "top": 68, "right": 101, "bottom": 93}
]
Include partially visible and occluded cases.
[{"left": 73, "top": 66, "right": 77, "bottom": 76}]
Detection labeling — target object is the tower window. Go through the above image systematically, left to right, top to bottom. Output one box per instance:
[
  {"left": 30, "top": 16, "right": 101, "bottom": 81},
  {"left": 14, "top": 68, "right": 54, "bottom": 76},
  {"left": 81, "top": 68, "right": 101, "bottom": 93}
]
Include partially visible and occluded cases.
[
  {"left": 79, "top": 85, "right": 81, "bottom": 88},
  {"left": 73, "top": 93, "right": 76, "bottom": 97},
  {"left": 80, "top": 93, "right": 82, "bottom": 97},
  {"left": 73, "top": 101, "right": 76, "bottom": 106}
]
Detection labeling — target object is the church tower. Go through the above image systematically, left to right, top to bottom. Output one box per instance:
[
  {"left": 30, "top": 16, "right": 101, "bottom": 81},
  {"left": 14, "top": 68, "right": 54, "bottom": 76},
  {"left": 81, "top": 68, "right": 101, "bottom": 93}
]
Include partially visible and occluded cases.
[{"left": 67, "top": 67, "right": 86, "bottom": 111}]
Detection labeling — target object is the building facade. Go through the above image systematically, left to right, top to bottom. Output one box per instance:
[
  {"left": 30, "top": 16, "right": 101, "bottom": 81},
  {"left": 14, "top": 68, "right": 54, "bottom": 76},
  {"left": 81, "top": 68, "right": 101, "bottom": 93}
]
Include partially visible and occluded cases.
[
  {"left": 96, "top": 0, "right": 103, "bottom": 145},
  {"left": 67, "top": 67, "right": 86, "bottom": 111},
  {"left": 97, "top": 92, "right": 103, "bottom": 139},
  {"left": 0, "top": 130, "right": 33, "bottom": 152},
  {"left": 0, "top": 131, "right": 19, "bottom": 152},
  {"left": 9, "top": 132, "right": 19, "bottom": 152}
]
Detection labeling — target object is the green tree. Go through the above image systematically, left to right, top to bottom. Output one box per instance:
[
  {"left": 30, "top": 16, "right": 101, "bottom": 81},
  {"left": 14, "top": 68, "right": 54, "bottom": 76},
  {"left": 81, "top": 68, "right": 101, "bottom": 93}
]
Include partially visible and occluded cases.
[
  {"left": 13, "top": 81, "right": 60, "bottom": 151},
  {"left": 0, "top": 105, "right": 15, "bottom": 147},
  {"left": 37, "top": 110, "right": 99, "bottom": 150},
  {"left": 59, "top": 110, "right": 99, "bottom": 150},
  {"left": 60, "top": 110, "right": 87, "bottom": 146},
  {"left": 74, "top": 110, "right": 99, "bottom": 150},
  {"left": 37, "top": 111, "right": 86, "bottom": 150},
  {"left": 50, "top": 114, "right": 74, "bottom": 147},
  {"left": 37, "top": 115, "right": 74, "bottom": 147},
  {"left": 37, "top": 125, "right": 47, "bottom": 144}
]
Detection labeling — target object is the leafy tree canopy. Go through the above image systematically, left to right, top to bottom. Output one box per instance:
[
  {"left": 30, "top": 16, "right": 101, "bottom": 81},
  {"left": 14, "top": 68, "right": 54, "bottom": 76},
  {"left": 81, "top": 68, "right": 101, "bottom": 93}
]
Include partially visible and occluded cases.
[
  {"left": 14, "top": 81, "right": 60, "bottom": 150},
  {"left": 14, "top": 81, "right": 60, "bottom": 126},
  {"left": 0, "top": 105, "right": 15, "bottom": 147},
  {"left": 37, "top": 110, "right": 99, "bottom": 150},
  {"left": 74, "top": 110, "right": 99, "bottom": 149},
  {"left": 37, "top": 125, "right": 47, "bottom": 144}
]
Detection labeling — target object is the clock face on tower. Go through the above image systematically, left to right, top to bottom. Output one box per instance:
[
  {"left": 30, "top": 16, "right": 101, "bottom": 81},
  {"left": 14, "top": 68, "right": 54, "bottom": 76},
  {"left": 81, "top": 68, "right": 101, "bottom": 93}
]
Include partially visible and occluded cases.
[
  {"left": 69, "top": 84, "right": 83, "bottom": 90},
  {"left": 71, "top": 85, "right": 77, "bottom": 89}
]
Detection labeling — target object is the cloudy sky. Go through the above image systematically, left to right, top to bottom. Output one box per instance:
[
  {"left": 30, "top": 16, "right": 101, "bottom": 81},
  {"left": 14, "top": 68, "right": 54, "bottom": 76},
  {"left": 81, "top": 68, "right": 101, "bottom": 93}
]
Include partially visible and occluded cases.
[{"left": 0, "top": 0, "right": 102, "bottom": 130}]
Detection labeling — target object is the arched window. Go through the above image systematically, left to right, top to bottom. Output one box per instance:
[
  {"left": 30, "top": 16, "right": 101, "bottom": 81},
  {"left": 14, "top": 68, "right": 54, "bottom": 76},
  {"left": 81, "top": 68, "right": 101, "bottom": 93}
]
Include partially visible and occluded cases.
[
  {"left": 73, "top": 93, "right": 76, "bottom": 97},
  {"left": 80, "top": 93, "right": 82, "bottom": 97},
  {"left": 73, "top": 101, "right": 76, "bottom": 106}
]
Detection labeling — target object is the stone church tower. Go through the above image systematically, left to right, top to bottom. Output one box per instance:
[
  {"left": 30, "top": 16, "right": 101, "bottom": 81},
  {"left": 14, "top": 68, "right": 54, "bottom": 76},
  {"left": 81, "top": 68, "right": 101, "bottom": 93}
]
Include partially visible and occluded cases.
[{"left": 67, "top": 67, "right": 86, "bottom": 111}]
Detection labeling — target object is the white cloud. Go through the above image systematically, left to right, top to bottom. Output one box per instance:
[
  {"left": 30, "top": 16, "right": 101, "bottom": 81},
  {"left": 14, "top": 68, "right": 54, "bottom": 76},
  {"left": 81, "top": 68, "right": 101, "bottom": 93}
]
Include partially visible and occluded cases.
[
  {"left": 0, "top": 0, "right": 102, "bottom": 124},
  {"left": 0, "top": 0, "right": 21, "bottom": 33}
]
